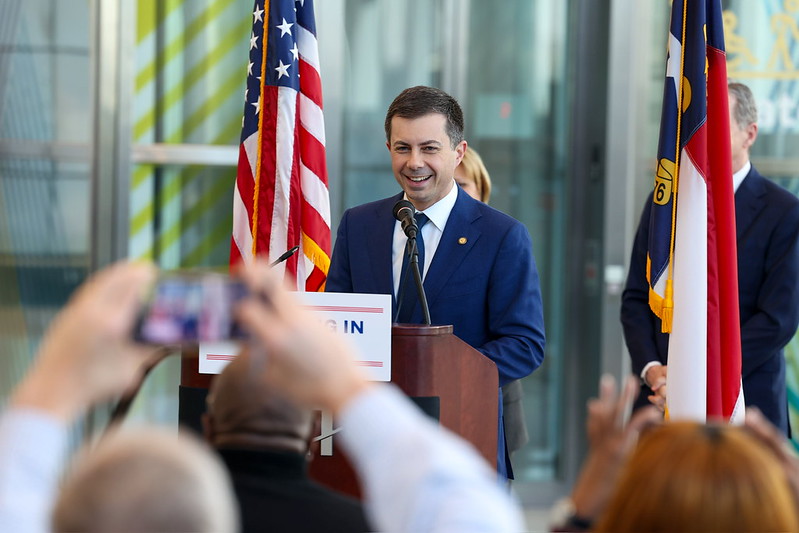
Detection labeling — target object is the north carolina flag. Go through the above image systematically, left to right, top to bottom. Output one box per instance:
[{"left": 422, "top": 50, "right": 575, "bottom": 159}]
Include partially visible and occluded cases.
[
  {"left": 231, "top": 0, "right": 331, "bottom": 291},
  {"left": 647, "top": 0, "right": 743, "bottom": 422}
]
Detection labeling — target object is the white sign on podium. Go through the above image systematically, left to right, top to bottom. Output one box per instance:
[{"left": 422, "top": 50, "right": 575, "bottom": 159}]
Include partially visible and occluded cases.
[{"left": 199, "top": 292, "right": 392, "bottom": 381}]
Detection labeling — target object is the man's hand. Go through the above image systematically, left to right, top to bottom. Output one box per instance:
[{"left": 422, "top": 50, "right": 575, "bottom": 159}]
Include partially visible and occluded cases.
[
  {"left": 235, "top": 261, "right": 372, "bottom": 414},
  {"left": 11, "top": 262, "right": 158, "bottom": 422},
  {"left": 645, "top": 364, "right": 668, "bottom": 411}
]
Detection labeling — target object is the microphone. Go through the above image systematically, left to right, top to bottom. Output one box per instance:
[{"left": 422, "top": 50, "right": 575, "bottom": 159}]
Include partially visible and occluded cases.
[
  {"left": 392, "top": 199, "right": 431, "bottom": 325},
  {"left": 393, "top": 200, "right": 418, "bottom": 238},
  {"left": 270, "top": 245, "right": 300, "bottom": 267}
]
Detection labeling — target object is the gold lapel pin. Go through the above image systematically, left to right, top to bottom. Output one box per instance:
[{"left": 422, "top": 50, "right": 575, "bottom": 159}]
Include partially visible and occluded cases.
[{"left": 458, "top": 237, "right": 467, "bottom": 245}]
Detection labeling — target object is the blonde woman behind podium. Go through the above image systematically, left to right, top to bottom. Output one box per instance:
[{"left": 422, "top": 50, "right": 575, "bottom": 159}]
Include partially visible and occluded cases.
[{"left": 455, "top": 146, "right": 492, "bottom": 203}]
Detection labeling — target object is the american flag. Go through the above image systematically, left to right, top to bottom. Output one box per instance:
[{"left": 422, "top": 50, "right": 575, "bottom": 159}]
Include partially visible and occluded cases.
[
  {"left": 231, "top": 0, "right": 331, "bottom": 291},
  {"left": 647, "top": 0, "right": 743, "bottom": 422}
]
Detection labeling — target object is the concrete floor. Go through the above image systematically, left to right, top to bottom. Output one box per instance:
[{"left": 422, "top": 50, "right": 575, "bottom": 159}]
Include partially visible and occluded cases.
[{"left": 523, "top": 507, "right": 551, "bottom": 532}]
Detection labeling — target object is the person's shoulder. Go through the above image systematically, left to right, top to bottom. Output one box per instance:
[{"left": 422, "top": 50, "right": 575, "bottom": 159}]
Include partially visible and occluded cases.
[
  {"left": 751, "top": 168, "right": 799, "bottom": 211},
  {"left": 762, "top": 178, "right": 799, "bottom": 206},
  {"left": 455, "top": 195, "right": 533, "bottom": 251}
]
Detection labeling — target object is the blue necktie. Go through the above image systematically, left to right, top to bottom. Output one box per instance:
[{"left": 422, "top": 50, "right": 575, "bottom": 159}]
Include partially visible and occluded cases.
[{"left": 397, "top": 213, "right": 429, "bottom": 323}]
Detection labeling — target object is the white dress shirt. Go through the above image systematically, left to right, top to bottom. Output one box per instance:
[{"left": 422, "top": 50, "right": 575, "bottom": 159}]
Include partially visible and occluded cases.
[
  {"left": 733, "top": 160, "right": 751, "bottom": 193},
  {"left": 391, "top": 181, "right": 458, "bottom": 297},
  {"left": 0, "top": 408, "right": 69, "bottom": 533}
]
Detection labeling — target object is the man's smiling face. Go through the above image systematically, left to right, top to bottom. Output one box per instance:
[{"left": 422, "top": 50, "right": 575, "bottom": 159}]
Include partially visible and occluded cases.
[{"left": 387, "top": 113, "right": 466, "bottom": 211}]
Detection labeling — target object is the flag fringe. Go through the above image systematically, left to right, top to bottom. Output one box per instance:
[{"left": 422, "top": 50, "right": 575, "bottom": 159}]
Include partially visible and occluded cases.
[{"left": 661, "top": 279, "right": 674, "bottom": 333}]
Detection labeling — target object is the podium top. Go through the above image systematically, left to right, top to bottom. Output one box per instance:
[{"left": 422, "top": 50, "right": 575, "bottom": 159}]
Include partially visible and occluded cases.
[{"left": 391, "top": 324, "right": 454, "bottom": 336}]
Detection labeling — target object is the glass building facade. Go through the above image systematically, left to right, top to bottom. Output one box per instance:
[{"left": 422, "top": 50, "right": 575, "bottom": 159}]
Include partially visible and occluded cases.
[{"left": 1, "top": 0, "right": 798, "bottom": 508}]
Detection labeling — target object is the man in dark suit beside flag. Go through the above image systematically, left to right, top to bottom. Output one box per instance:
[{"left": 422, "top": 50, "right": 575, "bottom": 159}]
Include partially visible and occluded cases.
[{"left": 622, "top": 81, "right": 799, "bottom": 434}]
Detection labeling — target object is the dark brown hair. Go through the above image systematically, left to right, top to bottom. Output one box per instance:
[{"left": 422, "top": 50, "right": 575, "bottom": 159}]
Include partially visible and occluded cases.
[{"left": 384, "top": 86, "right": 464, "bottom": 148}]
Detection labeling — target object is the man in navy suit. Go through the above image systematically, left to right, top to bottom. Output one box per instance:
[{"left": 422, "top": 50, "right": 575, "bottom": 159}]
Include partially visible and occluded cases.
[
  {"left": 621, "top": 82, "right": 799, "bottom": 434},
  {"left": 326, "top": 86, "right": 546, "bottom": 477}
]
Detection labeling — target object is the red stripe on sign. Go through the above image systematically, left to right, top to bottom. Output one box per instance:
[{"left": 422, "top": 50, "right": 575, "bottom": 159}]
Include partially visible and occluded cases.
[
  {"left": 304, "top": 306, "right": 384, "bottom": 313},
  {"left": 207, "top": 354, "right": 237, "bottom": 361},
  {"left": 356, "top": 361, "right": 384, "bottom": 367}
]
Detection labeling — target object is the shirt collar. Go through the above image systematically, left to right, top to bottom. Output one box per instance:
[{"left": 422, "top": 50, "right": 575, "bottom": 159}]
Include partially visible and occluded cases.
[
  {"left": 733, "top": 160, "right": 751, "bottom": 193},
  {"left": 405, "top": 180, "right": 457, "bottom": 232}
]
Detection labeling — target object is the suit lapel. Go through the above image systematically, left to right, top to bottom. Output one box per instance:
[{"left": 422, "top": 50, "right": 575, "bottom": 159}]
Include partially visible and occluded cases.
[
  {"left": 735, "top": 167, "right": 766, "bottom": 242},
  {"left": 423, "top": 189, "right": 482, "bottom": 306},
  {"left": 367, "top": 193, "right": 403, "bottom": 296}
]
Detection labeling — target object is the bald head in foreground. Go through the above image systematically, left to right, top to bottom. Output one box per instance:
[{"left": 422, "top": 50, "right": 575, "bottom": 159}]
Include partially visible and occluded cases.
[
  {"left": 204, "top": 351, "right": 371, "bottom": 532},
  {"left": 53, "top": 427, "right": 237, "bottom": 533}
]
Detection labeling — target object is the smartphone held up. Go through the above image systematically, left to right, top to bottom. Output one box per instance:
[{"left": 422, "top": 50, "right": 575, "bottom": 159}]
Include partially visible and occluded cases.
[{"left": 133, "top": 271, "right": 249, "bottom": 345}]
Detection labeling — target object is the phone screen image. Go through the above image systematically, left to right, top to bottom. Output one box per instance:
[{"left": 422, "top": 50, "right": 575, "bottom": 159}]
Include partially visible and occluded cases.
[{"left": 134, "top": 273, "right": 249, "bottom": 344}]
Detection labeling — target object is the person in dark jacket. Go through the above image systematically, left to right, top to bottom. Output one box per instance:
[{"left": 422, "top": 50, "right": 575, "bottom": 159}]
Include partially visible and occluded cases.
[{"left": 621, "top": 82, "right": 799, "bottom": 434}]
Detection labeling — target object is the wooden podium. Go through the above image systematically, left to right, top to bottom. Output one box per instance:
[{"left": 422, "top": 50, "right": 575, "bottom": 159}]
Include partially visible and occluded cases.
[
  {"left": 177, "top": 324, "right": 499, "bottom": 499},
  {"left": 307, "top": 324, "right": 498, "bottom": 498}
]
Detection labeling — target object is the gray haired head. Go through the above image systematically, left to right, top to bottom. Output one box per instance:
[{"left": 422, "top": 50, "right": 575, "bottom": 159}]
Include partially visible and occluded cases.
[{"left": 728, "top": 81, "right": 757, "bottom": 129}]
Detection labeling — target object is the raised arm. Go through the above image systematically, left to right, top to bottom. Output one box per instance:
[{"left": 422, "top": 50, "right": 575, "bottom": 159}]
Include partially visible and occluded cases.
[{"left": 0, "top": 262, "right": 157, "bottom": 532}]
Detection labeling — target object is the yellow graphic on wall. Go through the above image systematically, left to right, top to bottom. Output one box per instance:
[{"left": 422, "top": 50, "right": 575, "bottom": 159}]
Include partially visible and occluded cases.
[
  {"left": 724, "top": 2, "right": 799, "bottom": 79},
  {"left": 723, "top": 11, "right": 760, "bottom": 73}
]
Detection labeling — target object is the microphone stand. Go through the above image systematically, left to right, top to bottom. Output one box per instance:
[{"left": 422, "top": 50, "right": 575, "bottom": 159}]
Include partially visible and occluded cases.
[
  {"left": 406, "top": 235, "right": 432, "bottom": 326},
  {"left": 270, "top": 245, "right": 300, "bottom": 267}
]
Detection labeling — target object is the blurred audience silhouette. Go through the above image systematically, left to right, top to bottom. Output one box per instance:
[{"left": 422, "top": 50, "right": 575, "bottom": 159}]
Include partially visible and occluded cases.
[
  {"left": 0, "top": 260, "right": 524, "bottom": 532},
  {"left": 553, "top": 375, "right": 799, "bottom": 532}
]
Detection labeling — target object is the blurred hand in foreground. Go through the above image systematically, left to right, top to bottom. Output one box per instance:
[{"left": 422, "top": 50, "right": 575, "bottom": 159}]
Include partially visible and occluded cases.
[
  {"left": 235, "top": 260, "right": 371, "bottom": 414},
  {"left": 11, "top": 261, "right": 158, "bottom": 422},
  {"left": 569, "top": 375, "right": 662, "bottom": 522}
]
